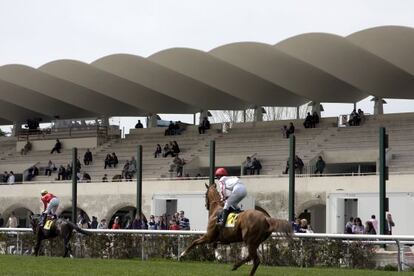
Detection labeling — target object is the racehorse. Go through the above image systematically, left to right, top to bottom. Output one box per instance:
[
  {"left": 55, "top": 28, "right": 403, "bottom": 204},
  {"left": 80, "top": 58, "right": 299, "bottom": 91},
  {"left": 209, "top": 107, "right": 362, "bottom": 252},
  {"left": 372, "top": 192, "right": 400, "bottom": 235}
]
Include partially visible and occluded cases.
[
  {"left": 180, "top": 183, "right": 292, "bottom": 276},
  {"left": 30, "top": 215, "right": 91, "bottom": 257}
]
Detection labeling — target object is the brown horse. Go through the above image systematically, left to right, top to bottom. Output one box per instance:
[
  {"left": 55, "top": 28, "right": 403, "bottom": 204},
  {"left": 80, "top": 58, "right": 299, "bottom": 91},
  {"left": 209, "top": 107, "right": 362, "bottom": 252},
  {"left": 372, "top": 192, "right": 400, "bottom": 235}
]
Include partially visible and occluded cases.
[
  {"left": 180, "top": 183, "right": 292, "bottom": 276},
  {"left": 30, "top": 215, "right": 91, "bottom": 257}
]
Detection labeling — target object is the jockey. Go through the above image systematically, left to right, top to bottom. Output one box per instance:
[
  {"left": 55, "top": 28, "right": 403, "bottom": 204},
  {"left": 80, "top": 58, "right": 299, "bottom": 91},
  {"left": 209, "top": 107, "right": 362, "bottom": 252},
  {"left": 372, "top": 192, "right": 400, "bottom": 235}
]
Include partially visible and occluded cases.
[
  {"left": 215, "top": 167, "right": 247, "bottom": 227},
  {"left": 39, "top": 189, "right": 60, "bottom": 226}
]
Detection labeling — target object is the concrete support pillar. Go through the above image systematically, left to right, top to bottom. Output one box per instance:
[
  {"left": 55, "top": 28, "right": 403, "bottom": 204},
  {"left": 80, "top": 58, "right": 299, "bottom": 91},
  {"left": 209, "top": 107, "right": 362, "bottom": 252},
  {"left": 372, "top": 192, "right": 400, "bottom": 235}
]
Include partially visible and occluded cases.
[
  {"left": 372, "top": 97, "right": 386, "bottom": 115},
  {"left": 310, "top": 102, "right": 322, "bottom": 117},
  {"left": 253, "top": 106, "right": 263, "bottom": 122},
  {"left": 296, "top": 107, "right": 300, "bottom": 119},
  {"left": 199, "top": 110, "right": 208, "bottom": 125},
  {"left": 147, "top": 114, "right": 158, "bottom": 128},
  {"left": 101, "top": 116, "right": 110, "bottom": 127},
  {"left": 12, "top": 122, "right": 22, "bottom": 137}
]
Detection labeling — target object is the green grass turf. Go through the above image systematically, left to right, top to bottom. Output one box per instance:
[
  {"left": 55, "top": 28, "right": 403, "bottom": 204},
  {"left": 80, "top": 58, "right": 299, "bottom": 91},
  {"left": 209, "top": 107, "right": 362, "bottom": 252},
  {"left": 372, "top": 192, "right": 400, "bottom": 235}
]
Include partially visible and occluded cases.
[{"left": 0, "top": 255, "right": 409, "bottom": 276}]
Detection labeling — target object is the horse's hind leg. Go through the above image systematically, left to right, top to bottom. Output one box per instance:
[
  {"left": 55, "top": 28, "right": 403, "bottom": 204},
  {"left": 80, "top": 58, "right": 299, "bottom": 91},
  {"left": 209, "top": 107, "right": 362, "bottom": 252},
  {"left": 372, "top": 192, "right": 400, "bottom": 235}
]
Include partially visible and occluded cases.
[
  {"left": 63, "top": 234, "right": 71, "bottom": 258},
  {"left": 34, "top": 239, "right": 41, "bottom": 256},
  {"left": 248, "top": 245, "right": 260, "bottom": 276}
]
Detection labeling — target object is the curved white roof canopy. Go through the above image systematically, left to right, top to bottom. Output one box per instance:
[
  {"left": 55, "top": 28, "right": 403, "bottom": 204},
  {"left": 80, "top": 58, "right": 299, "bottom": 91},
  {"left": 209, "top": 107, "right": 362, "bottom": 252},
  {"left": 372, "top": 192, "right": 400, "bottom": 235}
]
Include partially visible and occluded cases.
[
  {"left": 276, "top": 32, "right": 414, "bottom": 99},
  {"left": 210, "top": 42, "right": 366, "bottom": 103},
  {"left": 149, "top": 48, "right": 307, "bottom": 107},
  {"left": 92, "top": 54, "right": 246, "bottom": 111},
  {"left": 0, "top": 65, "right": 142, "bottom": 117}
]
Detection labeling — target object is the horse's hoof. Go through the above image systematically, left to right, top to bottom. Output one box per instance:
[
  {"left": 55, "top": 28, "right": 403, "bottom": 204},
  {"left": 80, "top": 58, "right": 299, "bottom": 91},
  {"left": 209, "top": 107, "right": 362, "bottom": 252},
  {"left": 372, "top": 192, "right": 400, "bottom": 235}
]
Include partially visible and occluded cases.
[{"left": 69, "top": 254, "right": 74, "bottom": 259}]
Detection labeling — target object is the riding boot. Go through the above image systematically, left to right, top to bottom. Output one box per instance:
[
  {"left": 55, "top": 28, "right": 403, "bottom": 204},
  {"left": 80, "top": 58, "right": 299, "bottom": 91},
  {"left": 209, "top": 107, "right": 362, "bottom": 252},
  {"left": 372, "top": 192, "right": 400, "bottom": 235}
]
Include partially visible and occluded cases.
[
  {"left": 218, "top": 209, "right": 230, "bottom": 227},
  {"left": 39, "top": 213, "right": 47, "bottom": 227}
]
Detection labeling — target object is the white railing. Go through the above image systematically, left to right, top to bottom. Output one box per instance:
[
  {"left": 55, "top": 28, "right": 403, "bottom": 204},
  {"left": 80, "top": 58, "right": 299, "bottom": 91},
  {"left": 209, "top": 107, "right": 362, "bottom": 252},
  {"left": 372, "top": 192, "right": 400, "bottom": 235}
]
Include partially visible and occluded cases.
[{"left": 1, "top": 228, "right": 413, "bottom": 271}]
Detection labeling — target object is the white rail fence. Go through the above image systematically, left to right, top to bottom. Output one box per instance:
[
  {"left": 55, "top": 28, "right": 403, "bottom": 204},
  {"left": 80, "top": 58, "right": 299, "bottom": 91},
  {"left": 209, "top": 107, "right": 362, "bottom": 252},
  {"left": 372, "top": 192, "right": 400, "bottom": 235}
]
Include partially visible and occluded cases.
[{"left": 0, "top": 228, "right": 413, "bottom": 271}]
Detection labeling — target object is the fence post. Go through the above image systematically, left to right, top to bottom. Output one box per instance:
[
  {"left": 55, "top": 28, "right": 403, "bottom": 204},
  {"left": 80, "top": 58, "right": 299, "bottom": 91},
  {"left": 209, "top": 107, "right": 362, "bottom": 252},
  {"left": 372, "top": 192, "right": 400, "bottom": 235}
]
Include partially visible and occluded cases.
[
  {"left": 288, "top": 135, "right": 296, "bottom": 222},
  {"left": 209, "top": 140, "right": 215, "bottom": 185},
  {"left": 136, "top": 145, "right": 143, "bottom": 216},
  {"left": 71, "top": 147, "right": 78, "bottom": 224},
  {"left": 396, "top": 240, "right": 402, "bottom": 272}
]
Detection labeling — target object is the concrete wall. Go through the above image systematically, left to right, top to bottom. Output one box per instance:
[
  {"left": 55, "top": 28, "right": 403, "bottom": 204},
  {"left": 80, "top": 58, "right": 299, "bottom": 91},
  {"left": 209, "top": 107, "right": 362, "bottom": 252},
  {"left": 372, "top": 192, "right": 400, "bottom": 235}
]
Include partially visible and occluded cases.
[
  {"left": 16, "top": 137, "right": 98, "bottom": 152},
  {"left": 0, "top": 174, "right": 412, "bottom": 232}
]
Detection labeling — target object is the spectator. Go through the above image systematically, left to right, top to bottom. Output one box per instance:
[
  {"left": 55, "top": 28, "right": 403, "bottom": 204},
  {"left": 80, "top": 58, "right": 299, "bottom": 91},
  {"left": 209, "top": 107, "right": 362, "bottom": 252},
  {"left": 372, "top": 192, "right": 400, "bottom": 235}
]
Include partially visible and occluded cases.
[
  {"left": 358, "top": 108, "right": 365, "bottom": 124},
  {"left": 348, "top": 109, "right": 361, "bottom": 126},
  {"left": 303, "top": 112, "right": 313, "bottom": 128},
  {"left": 312, "top": 112, "right": 320, "bottom": 127},
  {"left": 198, "top": 117, "right": 211, "bottom": 134},
  {"left": 135, "top": 120, "right": 143, "bottom": 128},
  {"left": 165, "top": 121, "right": 175, "bottom": 136},
  {"left": 174, "top": 121, "right": 184, "bottom": 135},
  {"left": 286, "top": 122, "right": 295, "bottom": 138},
  {"left": 281, "top": 125, "right": 288, "bottom": 138},
  {"left": 50, "top": 139, "right": 62, "bottom": 154},
  {"left": 21, "top": 140, "right": 32, "bottom": 155},
  {"left": 172, "top": 141, "right": 180, "bottom": 155},
  {"left": 163, "top": 143, "right": 174, "bottom": 158},
  {"left": 154, "top": 144, "right": 162, "bottom": 158},
  {"left": 84, "top": 149, "right": 93, "bottom": 165},
  {"left": 111, "top": 153, "right": 119, "bottom": 168},
  {"left": 104, "top": 154, "right": 113, "bottom": 169},
  {"left": 170, "top": 155, "right": 186, "bottom": 177},
  {"left": 295, "top": 155, "right": 304, "bottom": 174},
  {"left": 130, "top": 156, "right": 137, "bottom": 172},
  {"left": 243, "top": 156, "right": 253, "bottom": 175},
  {"left": 314, "top": 156, "right": 326, "bottom": 176},
  {"left": 251, "top": 157, "right": 262, "bottom": 175},
  {"left": 76, "top": 158, "right": 82, "bottom": 173},
  {"left": 45, "top": 160, "right": 54, "bottom": 176},
  {"left": 126, "top": 160, "right": 137, "bottom": 180},
  {"left": 122, "top": 161, "right": 130, "bottom": 179},
  {"left": 66, "top": 164, "right": 72, "bottom": 180},
  {"left": 57, "top": 165, "right": 66, "bottom": 180},
  {"left": 26, "top": 166, "right": 34, "bottom": 181},
  {"left": 2, "top": 171, "right": 8, "bottom": 183},
  {"left": 7, "top": 171, "right": 15, "bottom": 185},
  {"left": 82, "top": 172, "right": 91, "bottom": 183},
  {"left": 102, "top": 174, "right": 108, "bottom": 182},
  {"left": 179, "top": 210, "right": 190, "bottom": 230},
  {"left": 77, "top": 211, "right": 90, "bottom": 229},
  {"left": 6, "top": 212, "right": 18, "bottom": 228},
  {"left": 132, "top": 213, "right": 147, "bottom": 229},
  {"left": 385, "top": 213, "right": 395, "bottom": 235},
  {"left": 0, "top": 214, "right": 4, "bottom": 227},
  {"left": 148, "top": 215, "right": 157, "bottom": 230},
  {"left": 157, "top": 215, "right": 168, "bottom": 230},
  {"left": 369, "top": 215, "right": 379, "bottom": 234},
  {"left": 90, "top": 216, "right": 98, "bottom": 229},
  {"left": 112, "top": 216, "right": 121, "bottom": 230},
  {"left": 124, "top": 216, "right": 132, "bottom": 229},
  {"left": 345, "top": 217, "right": 354, "bottom": 234},
  {"left": 352, "top": 217, "right": 364, "bottom": 234},
  {"left": 97, "top": 218, "right": 108, "bottom": 229},
  {"left": 292, "top": 218, "right": 301, "bottom": 233},
  {"left": 298, "top": 219, "right": 313, "bottom": 233},
  {"left": 169, "top": 220, "right": 180, "bottom": 230},
  {"left": 364, "top": 221, "right": 376, "bottom": 235}
]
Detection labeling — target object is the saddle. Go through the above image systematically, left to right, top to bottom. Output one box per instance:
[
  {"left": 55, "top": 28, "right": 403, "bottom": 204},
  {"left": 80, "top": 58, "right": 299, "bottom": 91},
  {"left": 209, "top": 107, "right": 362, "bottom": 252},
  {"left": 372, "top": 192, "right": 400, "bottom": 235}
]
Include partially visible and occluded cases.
[
  {"left": 217, "top": 208, "right": 244, "bottom": 228},
  {"left": 40, "top": 215, "right": 57, "bottom": 231}
]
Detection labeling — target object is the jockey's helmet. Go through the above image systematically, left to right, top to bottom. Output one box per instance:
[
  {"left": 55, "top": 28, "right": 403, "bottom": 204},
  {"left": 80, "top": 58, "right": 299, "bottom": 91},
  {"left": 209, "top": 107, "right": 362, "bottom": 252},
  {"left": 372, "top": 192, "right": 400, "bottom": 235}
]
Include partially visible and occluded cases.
[
  {"left": 215, "top": 167, "right": 228, "bottom": 178},
  {"left": 40, "top": 189, "right": 48, "bottom": 195}
]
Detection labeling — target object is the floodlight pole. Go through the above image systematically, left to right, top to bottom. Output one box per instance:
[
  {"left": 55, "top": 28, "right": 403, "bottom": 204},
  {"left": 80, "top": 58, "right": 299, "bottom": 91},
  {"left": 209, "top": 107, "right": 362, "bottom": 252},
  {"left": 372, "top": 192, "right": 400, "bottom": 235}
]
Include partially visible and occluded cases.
[
  {"left": 379, "top": 127, "right": 388, "bottom": 235},
  {"left": 288, "top": 135, "right": 296, "bottom": 222},
  {"left": 209, "top": 140, "right": 216, "bottom": 185},
  {"left": 136, "top": 145, "right": 143, "bottom": 216},
  {"left": 71, "top": 147, "right": 78, "bottom": 224}
]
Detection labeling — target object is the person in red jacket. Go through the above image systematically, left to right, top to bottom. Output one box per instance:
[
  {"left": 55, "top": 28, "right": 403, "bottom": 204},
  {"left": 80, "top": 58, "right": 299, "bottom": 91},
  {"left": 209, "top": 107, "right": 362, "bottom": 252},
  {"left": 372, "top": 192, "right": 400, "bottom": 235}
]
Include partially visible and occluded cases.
[{"left": 39, "top": 189, "right": 60, "bottom": 226}]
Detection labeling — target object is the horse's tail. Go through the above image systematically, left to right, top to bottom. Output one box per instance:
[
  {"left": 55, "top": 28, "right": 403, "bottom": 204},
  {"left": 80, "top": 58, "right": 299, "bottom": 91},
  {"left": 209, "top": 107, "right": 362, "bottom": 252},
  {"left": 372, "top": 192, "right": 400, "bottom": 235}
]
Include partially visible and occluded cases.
[
  {"left": 266, "top": 218, "right": 292, "bottom": 237},
  {"left": 68, "top": 222, "right": 92, "bottom": 236}
]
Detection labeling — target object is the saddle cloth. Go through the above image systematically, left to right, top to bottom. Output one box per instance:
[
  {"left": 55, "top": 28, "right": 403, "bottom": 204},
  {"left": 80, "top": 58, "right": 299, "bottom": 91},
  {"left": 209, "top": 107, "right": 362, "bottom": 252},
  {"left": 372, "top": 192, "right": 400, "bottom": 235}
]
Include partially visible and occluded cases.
[{"left": 43, "top": 217, "right": 55, "bottom": 231}]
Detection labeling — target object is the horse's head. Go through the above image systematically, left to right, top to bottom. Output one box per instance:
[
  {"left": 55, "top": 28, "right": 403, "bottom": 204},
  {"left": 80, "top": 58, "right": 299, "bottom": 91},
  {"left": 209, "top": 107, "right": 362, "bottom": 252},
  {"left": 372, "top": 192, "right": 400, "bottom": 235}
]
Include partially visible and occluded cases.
[
  {"left": 204, "top": 183, "right": 221, "bottom": 211},
  {"left": 29, "top": 214, "right": 41, "bottom": 232}
]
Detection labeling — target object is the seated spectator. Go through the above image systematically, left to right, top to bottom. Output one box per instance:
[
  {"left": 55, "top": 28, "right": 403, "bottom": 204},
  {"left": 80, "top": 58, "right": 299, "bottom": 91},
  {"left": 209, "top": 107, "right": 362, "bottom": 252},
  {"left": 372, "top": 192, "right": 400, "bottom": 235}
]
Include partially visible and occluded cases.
[
  {"left": 357, "top": 108, "right": 365, "bottom": 124},
  {"left": 348, "top": 109, "right": 361, "bottom": 126},
  {"left": 303, "top": 112, "right": 313, "bottom": 128},
  {"left": 312, "top": 112, "right": 320, "bottom": 127},
  {"left": 198, "top": 117, "right": 211, "bottom": 134},
  {"left": 135, "top": 120, "right": 143, "bottom": 128},
  {"left": 165, "top": 121, "right": 175, "bottom": 136},
  {"left": 174, "top": 121, "right": 184, "bottom": 135},
  {"left": 286, "top": 122, "right": 295, "bottom": 138},
  {"left": 281, "top": 125, "right": 288, "bottom": 139},
  {"left": 50, "top": 139, "right": 62, "bottom": 154},
  {"left": 21, "top": 140, "right": 32, "bottom": 155},
  {"left": 172, "top": 141, "right": 180, "bottom": 155},
  {"left": 163, "top": 143, "right": 174, "bottom": 158},
  {"left": 154, "top": 144, "right": 162, "bottom": 158},
  {"left": 84, "top": 149, "right": 93, "bottom": 165},
  {"left": 111, "top": 153, "right": 119, "bottom": 167},
  {"left": 104, "top": 154, "right": 113, "bottom": 169},
  {"left": 170, "top": 155, "right": 186, "bottom": 177},
  {"left": 295, "top": 155, "right": 304, "bottom": 174},
  {"left": 130, "top": 156, "right": 137, "bottom": 171},
  {"left": 243, "top": 156, "right": 253, "bottom": 175},
  {"left": 314, "top": 156, "right": 326, "bottom": 176},
  {"left": 251, "top": 157, "right": 262, "bottom": 175},
  {"left": 45, "top": 160, "right": 54, "bottom": 176},
  {"left": 126, "top": 160, "right": 136, "bottom": 180},
  {"left": 122, "top": 161, "right": 130, "bottom": 179},
  {"left": 66, "top": 164, "right": 72, "bottom": 180},
  {"left": 57, "top": 165, "right": 66, "bottom": 180},
  {"left": 2, "top": 171, "right": 8, "bottom": 183},
  {"left": 7, "top": 171, "right": 15, "bottom": 185},
  {"left": 82, "top": 172, "right": 91, "bottom": 183},
  {"left": 102, "top": 174, "right": 108, "bottom": 182},
  {"left": 112, "top": 174, "right": 122, "bottom": 182},
  {"left": 90, "top": 216, "right": 98, "bottom": 229},
  {"left": 112, "top": 216, "right": 121, "bottom": 230},
  {"left": 352, "top": 217, "right": 364, "bottom": 234},
  {"left": 97, "top": 218, "right": 108, "bottom": 229},
  {"left": 364, "top": 221, "right": 376, "bottom": 235}
]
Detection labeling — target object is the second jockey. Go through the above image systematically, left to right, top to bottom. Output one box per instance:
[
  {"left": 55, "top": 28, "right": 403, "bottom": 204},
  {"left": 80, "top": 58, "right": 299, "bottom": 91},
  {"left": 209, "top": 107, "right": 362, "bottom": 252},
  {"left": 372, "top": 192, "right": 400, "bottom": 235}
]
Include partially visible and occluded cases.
[
  {"left": 215, "top": 167, "right": 247, "bottom": 227},
  {"left": 40, "top": 189, "right": 60, "bottom": 226}
]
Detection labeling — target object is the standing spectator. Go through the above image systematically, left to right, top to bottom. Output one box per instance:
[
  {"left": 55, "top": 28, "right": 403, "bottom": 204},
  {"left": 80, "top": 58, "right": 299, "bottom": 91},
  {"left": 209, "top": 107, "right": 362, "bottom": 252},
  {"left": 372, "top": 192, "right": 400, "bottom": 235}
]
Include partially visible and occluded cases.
[
  {"left": 357, "top": 109, "right": 365, "bottom": 124},
  {"left": 312, "top": 112, "right": 319, "bottom": 127},
  {"left": 303, "top": 113, "right": 313, "bottom": 128},
  {"left": 198, "top": 117, "right": 211, "bottom": 134},
  {"left": 135, "top": 120, "right": 143, "bottom": 128},
  {"left": 165, "top": 121, "right": 175, "bottom": 136},
  {"left": 174, "top": 121, "right": 184, "bottom": 135},
  {"left": 286, "top": 122, "right": 295, "bottom": 138},
  {"left": 281, "top": 125, "right": 288, "bottom": 139},
  {"left": 50, "top": 139, "right": 62, "bottom": 154},
  {"left": 21, "top": 140, "right": 32, "bottom": 155},
  {"left": 172, "top": 141, "right": 180, "bottom": 155},
  {"left": 154, "top": 144, "right": 162, "bottom": 158},
  {"left": 84, "top": 149, "right": 93, "bottom": 165},
  {"left": 104, "top": 154, "right": 113, "bottom": 169},
  {"left": 170, "top": 155, "right": 185, "bottom": 177},
  {"left": 295, "top": 155, "right": 304, "bottom": 174},
  {"left": 130, "top": 156, "right": 137, "bottom": 172},
  {"left": 242, "top": 156, "right": 253, "bottom": 175},
  {"left": 314, "top": 156, "right": 326, "bottom": 176},
  {"left": 251, "top": 157, "right": 262, "bottom": 175},
  {"left": 76, "top": 158, "right": 82, "bottom": 173},
  {"left": 45, "top": 160, "right": 54, "bottom": 176},
  {"left": 127, "top": 160, "right": 137, "bottom": 180},
  {"left": 122, "top": 161, "right": 130, "bottom": 179},
  {"left": 66, "top": 164, "right": 72, "bottom": 180},
  {"left": 57, "top": 165, "right": 66, "bottom": 180},
  {"left": 2, "top": 171, "right": 8, "bottom": 183},
  {"left": 7, "top": 171, "right": 15, "bottom": 185},
  {"left": 102, "top": 174, "right": 108, "bottom": 182},
  {"left": 77, "top": 210, "right": 90, "bottom": 229},
  {"left": 179, "top": 210, "right": 190, "bottom": 230},
  {"left": 6, "top": 212, "right": 18, "bottom": 228},
  {"left": 132, "top": 213, "right": 147, "bottom": 229},
  {"left": 385, "top": 213, "right": 395, "bottom": 235},
  {"left": 148, "top": 215, "right": 157, "bottom": 230},
  {"left": 157, "top": 215, "right": 168, "bottom": 230},
  {"left": 369, "top": 215, "right": 379, "bottom": 234},
  {"left": 90, "top": 216, "right": 98, "bottom": 229},
  {"left": 112, "top": 217, "right": 121, "bottom": 229},
  {"left": 345, "top": 217, "right": 354, "bottom": 234},
  {"left": 352, "top": 217, "right": 364, "bottom": 234},
  {"left": 97, "top": 218, "right": 108, "bottom": 229},
  {"left": 298, "top": 219, "right": 313, "bottom": 233},
  {"left": 169, "top": 220, "right": 180, "bottom": 230},
  {"left": 364, "top": 221, "right": 376, "bottom": 235}
]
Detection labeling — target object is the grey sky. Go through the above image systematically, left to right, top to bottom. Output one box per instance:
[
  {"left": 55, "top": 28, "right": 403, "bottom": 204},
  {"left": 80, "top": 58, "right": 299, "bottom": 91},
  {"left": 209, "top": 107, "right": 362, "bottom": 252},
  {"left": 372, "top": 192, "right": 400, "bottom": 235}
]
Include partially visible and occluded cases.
[{"left": 1, "top": 0, "right": 414, "bottom": 130}]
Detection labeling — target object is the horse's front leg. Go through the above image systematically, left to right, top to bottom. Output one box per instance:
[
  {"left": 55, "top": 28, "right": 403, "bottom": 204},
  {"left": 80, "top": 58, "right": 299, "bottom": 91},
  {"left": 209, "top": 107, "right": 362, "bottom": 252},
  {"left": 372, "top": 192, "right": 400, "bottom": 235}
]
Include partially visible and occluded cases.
[
  {"left": 63, "top": 234, "right": 72, "bottom": 258},
  {"left": 179, "top": 234, "right": 213, "bottom": 259},
  {"left": 34, "top": 237, "right": 41, "bottom": 256}
]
